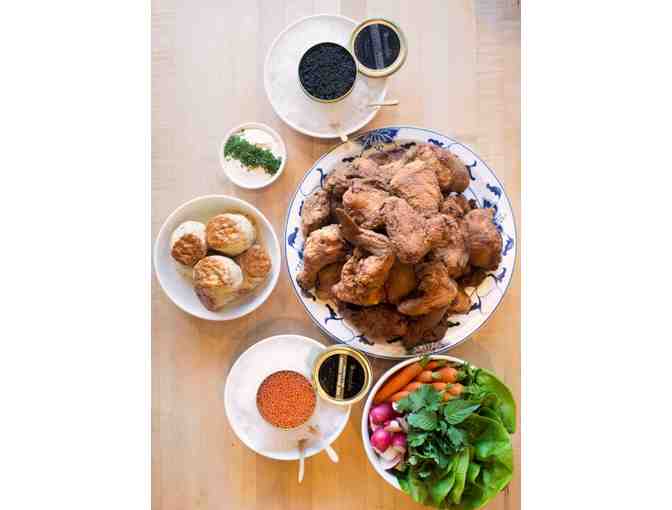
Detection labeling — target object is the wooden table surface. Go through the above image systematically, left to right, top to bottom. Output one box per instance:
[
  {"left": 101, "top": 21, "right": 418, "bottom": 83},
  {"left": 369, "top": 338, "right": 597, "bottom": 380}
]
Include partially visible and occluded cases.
[{"left": 152, "top": 1, "right": 520, "bottom": 508}]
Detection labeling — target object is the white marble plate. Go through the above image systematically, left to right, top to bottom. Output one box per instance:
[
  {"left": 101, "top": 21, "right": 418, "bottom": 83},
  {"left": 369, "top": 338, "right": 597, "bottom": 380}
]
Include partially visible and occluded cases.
[
  {"left": 263, "top": 14, "right": 387, "bottom": 139},
  {"left": 284, "top": 126, "right": 517, "bottom": 359},
  {"left": 223, "top": 334, "right": 351, "bottom": 460}
]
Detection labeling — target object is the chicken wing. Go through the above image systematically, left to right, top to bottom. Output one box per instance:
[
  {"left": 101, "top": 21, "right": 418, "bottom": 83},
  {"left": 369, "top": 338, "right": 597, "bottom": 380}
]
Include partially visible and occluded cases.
[
  {"left": 416, "top": 144, "right": 470, "bottom": 193},
  {"left": 389, "top": 159, "right": 442, "bottom": 216},
  {"left": 342, "top": 178, "right": 389, "bottom": 229},
  {"left": 301, "top": 189, "right": 330, "bottom": 237},
  {"left": 382, "top": 196, "right": 431, "bottom": 264},
  {"left": 464, "top": 208, "right": 502, "bottom": 270},
  {"left": 331, "top": 209, "right": 395, "bottom": 306},
  {"left": 426, "top": 214, "right": 470, "bottom": 278},
  {"left": 297, "top": 224, "right": 348, "bottom": 290},
  {"left": 397, "top": 261, "right": 458, "bottom": 316},
  {"left": 339, "top": 303, "right": 408, "bottom": 342}
]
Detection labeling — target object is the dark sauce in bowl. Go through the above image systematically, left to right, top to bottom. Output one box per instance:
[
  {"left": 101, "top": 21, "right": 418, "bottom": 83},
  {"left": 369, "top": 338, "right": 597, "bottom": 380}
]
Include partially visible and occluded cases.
[
  {"left": 353, "top": 23, "right": 401, "bottom": 71},
  {"left": 298, "top": 42, "right": 357, "bottom": 102}
]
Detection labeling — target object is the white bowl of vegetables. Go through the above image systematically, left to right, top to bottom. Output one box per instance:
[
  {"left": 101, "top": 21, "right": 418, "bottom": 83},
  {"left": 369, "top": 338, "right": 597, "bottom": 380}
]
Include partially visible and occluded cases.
[{"left": 361, "top": 355, "right": 516, "bottom": 510}]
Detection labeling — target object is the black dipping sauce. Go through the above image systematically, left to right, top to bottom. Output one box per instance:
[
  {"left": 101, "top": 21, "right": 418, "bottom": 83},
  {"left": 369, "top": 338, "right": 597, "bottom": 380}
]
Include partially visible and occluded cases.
[
  {"left": 353, "top": 23, "right": 401, "bottom": 71},
  {"left": 299, "top": 43, "right": 357, "bottom": 101},
  {"left": 318, "top": 354, "right": 365, "bottom": 399}
]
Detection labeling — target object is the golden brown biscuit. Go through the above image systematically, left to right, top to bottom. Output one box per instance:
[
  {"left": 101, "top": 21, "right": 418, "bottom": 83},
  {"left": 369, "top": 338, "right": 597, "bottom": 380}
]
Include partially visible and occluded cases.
[
  {"left": 206, "top": 213, "right": 256, "bottom": 256},
  {"left": 170, "top": 221, "right": 207, "bottom": 266},
  {"left": 235, "top": 244, "right": 271, "bottom": 292},
  {"left": 193, "top": 255, "right": 243, "bottom": 311}
]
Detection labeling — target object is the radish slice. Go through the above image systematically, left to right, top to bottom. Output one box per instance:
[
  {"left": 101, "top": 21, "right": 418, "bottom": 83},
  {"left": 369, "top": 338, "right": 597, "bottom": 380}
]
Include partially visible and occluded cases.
[
  {"left": 379, "top": 446, "right": 399, "bottom": 461},
  {"left": 378, "top": 453, "right": 402, "bottom": 471}
]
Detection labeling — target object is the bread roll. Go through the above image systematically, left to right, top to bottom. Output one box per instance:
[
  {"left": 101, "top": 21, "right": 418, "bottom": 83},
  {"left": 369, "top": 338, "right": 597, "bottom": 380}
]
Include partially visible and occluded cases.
[
  {"left": 206, "top": 213, "right": 256, "bottom": 256},
  {"left": 170, "top": 221, "right": 207, "bottom": 266},
  {"left": 235, "top": 244, "right": 272, "bottom": 292},
  {"left": 193, "top": 255, "right": 243, "bottom": 311}
]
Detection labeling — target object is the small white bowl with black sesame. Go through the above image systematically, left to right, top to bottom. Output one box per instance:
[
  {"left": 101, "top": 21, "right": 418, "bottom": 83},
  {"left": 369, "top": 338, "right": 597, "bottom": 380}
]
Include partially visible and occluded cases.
[{"left": 220, "top": 122, "right": 287, "bottom": 190}]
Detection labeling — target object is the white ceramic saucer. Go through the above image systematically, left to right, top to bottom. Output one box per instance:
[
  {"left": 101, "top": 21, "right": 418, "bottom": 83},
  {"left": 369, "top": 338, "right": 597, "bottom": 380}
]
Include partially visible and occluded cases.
[
  {"left": 263, "top": 14, "right": 388, "bottom": 139},
  {"left": 223, "top": 334, "right": 351, "bottom": 460}
]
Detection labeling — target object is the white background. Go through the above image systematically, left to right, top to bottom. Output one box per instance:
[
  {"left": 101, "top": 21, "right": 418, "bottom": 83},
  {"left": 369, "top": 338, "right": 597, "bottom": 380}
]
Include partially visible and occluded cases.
[{"left": 1, "top": 1, "right": 671, "bottom": 508}]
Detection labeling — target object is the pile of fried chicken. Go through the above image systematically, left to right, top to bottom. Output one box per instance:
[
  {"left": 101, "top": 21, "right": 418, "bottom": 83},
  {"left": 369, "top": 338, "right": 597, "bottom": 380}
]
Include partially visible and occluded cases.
[{"left": 297, "top": 143, "right": 502, "bottom": 350}]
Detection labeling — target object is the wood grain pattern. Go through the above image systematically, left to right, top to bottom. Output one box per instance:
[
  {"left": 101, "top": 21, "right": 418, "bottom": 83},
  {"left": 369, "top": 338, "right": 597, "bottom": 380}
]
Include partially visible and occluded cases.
[{"left": 152, "top": 1, "right": 520, "bottom": 508}]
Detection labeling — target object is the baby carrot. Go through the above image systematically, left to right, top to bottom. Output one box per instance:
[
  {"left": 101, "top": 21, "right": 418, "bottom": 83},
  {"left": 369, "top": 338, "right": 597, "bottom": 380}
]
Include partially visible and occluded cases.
[
  {"left": 425, "top": 360, "right": 447, "bottom": 370},
  {"left": 374, "top": 362, "right": 424, "bottom": 404},
  {"left": 433, "top": 367, "right": 460, "bottom": 383},
  {"left": 416, "top": 370, "right": 438, "bottom": 383},
  {"left": 403, "top": 381, "right": 424, "bottom": 393},
  {"left": 432, "top": 382, "right": 448, "bottom": 391},
  {"left": 448, "top": 383, "right": 464, "bottom": 396},
  {"left": 388, "top": 390, "right": 411, "bottom": 402}
]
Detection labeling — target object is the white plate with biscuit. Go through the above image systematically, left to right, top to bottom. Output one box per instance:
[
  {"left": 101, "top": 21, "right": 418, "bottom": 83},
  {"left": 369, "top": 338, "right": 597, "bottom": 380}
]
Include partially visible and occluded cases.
[{"left": 154, "top": 195, "right": 281, "bottom": 321}]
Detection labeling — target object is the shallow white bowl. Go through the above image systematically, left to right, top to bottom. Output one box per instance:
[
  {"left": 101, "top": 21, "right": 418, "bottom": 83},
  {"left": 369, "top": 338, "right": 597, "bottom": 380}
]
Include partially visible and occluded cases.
[
  {"left": 219, "top": 122, "right": 287, "bottom": 190},
  {"left": 153, "top": 194, "right": 281, "bottom": 320},
  {"left": 224, "top": 334, "right": 351, "bottom": 460},
  {"left": 360, "top": 354, "right": 465, "bottom": 490}
]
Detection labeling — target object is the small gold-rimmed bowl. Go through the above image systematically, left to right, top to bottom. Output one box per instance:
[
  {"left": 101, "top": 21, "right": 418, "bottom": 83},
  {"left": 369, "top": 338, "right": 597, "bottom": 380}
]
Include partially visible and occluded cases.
[
  {"left": 349, "top": 18, "right": 407, "bottom": 78},
  {"left": 298, "top": 42, "right": 358, "bottom": 103},
  {"left": 312, "top": 345, "right": 372, "bottom": 405}
]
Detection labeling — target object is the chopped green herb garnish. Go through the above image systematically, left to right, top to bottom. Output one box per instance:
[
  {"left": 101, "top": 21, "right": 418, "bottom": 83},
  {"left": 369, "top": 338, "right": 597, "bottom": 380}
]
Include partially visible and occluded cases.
[{"left": 223, "top": 134, "right": 282, "bottom": 175}]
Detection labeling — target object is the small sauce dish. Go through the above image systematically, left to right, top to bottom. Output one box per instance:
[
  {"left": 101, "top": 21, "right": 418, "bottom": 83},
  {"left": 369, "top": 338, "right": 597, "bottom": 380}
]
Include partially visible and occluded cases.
[{"left": 220, "top": 122, "right": 287, "bottom": 190}]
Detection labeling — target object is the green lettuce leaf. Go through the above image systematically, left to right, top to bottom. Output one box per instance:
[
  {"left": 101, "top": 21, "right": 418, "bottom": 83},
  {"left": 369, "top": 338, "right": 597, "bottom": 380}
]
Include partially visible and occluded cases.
[
  {"left": 474, "top": 369, "right": 516, "bottom": 433},
  {"left": 449, "top": 448, "right": 471, "bottom": 504}
]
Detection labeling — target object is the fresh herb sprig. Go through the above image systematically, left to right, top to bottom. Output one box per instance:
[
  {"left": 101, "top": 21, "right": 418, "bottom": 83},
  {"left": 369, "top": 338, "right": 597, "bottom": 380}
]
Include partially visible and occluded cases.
[
  {"left": 224, "top": 134, "right": 282, "bottom": 175},
  {"left": 393, "top": 363, "right": 516, "bottom": 509}
]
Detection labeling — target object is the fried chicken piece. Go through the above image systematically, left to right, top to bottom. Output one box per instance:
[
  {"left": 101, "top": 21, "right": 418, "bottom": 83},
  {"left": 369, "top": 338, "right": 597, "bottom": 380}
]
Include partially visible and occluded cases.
[
  {"left": 416, "top": 144, "right": 470, "bottom": 193},
  {"left": 389, "top": 159, "right": 442, "bottom": 216},
  {"left": 324, "top": 163, "right": 359, "bottom": 198},
  {"left": 342, "top": 179, "right": 389, "bottom": 229},
  {"left": 301, "top": 189, "right": 330, "bottom": 237},
  {"left": 441, "top": 195, "right": 474, "bottom": 218},
  {"left": 382, "top": 197, "right": 432, "bottom": 264},
  {"left": 464, "top": 208, "right": 502, "bottom": 270},
  {"left": 331, "top": 210, "right": 395, "bottom": 306},
  {"left": 426, "top": 214, "right": 470, "bottom": 278},
  {"left": 296, "top": 224, "right": 348, "bottom": 290},
  {"left": 385, "top": 260, "right": 417, "bottom": 304},
  {"left": 397, "top": 261, "right": 459, "bottom": 316},
  {"left": 315, "top": 262, "right": 344, "bottom": 301},
  {"left": 457, "top": 266, "right": 488, "bottom": 288},
  {"left": 448, "top": 288, "right": 471, "bottom": 314},
  {"left": 339, "top": 303, "right": 408, "bottom": 342},
  {"left": 402, "top": 306, "right": 449, "bottom": 349}
]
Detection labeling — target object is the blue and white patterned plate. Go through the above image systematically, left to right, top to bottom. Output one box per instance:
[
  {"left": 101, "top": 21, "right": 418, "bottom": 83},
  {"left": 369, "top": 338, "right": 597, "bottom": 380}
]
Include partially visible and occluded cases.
[{"left": 284, "top": 126, "right": 517, "bottom": 359}]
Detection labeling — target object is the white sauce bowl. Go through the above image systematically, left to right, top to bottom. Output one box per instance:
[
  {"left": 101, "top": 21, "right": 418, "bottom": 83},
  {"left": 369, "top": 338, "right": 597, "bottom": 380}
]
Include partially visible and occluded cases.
[{"left": 220, "top": 122, "right": 287, "bottom": 189}]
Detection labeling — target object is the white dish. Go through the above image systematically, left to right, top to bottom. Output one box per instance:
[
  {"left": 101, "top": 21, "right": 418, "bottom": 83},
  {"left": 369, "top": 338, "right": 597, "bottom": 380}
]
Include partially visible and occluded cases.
[
  {"left": 263, "top": 14, "right": 388, "bottom": 139},
  {"left": 219, "top": 122, "right": 287, "bottom": 190},
  {"left": 284, "top": 126, "right": 517, "bottom": 359},
  {"left": 153, "top": 195, "right": 281, "bottom": 321},
  {"left": 224, "top": 334, "right": 351, "bottom": 460},
  {"left": 360, "top": 354, "right": 464, "bottom": 490}
]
